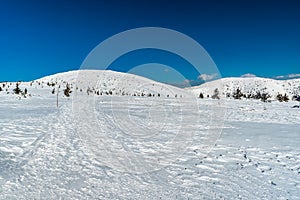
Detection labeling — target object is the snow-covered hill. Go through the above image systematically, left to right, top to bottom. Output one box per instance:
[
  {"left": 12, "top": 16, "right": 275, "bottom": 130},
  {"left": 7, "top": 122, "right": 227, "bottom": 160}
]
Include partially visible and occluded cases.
[
  {"left": 0, "top": 70, "right": 191, "bottom": 99},
  {"left": 2, "top": 70, "right": 300, "bottom": 103},
  {"left": 40, "top": 70, "right": 188, "bottom": 98},
  {"left": 189, "top": 77, "right": 300, "bottom": 101}
]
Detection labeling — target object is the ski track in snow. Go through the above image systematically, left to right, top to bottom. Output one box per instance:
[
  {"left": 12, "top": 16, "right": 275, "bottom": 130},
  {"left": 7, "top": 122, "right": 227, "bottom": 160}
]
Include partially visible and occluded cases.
[{"left": 0, "top": 95, "right": 299, "bottom": 199}]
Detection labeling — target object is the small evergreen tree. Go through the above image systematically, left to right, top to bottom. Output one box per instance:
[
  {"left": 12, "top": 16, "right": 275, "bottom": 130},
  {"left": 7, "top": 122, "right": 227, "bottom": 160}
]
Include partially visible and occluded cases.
[
  {"left": 13, "top": 83, "right": 22, "bottom": 94},
  {"left": 64, "top": 83, "right": 72, "bottom": 97},
  {"left": 87, "top": 87, "right": 92, "bottom": 95},
  {"left": 212, "top": 88, "right": 220, "bottom": 99},
  {"left": 233, "top": 88, "right": 243, "bottom": 99},
  {"left": 255, "top": 91, "right": 262, "bottom": 100},
  {"left": 199, "top": 92, "right": 204, "bottom": 99},
  {"left": 261, "top": 93, "right": 270, "bottom": 102},
  {"left": 276, "top": 93, "right": 283, "bottom": 102},
  {"left": 283, "top": 93, "right": 289, "bottom": 102},
  {"left": 292, "top": 95, "right": 300, "bottom": 101}
]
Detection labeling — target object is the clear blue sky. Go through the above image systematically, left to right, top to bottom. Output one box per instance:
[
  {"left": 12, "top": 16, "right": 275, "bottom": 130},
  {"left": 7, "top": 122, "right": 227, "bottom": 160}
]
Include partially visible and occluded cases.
[{"left": 0, "top": 0, "right": 299, "bottom": 83}]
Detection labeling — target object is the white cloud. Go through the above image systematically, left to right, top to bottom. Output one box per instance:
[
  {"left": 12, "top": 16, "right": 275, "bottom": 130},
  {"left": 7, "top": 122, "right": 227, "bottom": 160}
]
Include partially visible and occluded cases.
[
  {"left": 198, "top": 73, "right": 218, "bottom": 81},
  {"left": 241, "top": 73, "right": 256, "bottom": 78},
  {"left": 274, "top": 73, "right": 300, "bottom": 79},
  {"left": 288, "top": 73, "right": 300, "bottom": 78},
  {"left": 274, "top": 75, "right": 285, "bottom": 79}
]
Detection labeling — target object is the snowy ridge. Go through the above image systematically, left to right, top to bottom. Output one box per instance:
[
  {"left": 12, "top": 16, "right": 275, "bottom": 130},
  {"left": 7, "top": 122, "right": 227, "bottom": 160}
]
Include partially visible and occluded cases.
[{"left": 189, "top": 77, "right": 300, "bottom": 100}]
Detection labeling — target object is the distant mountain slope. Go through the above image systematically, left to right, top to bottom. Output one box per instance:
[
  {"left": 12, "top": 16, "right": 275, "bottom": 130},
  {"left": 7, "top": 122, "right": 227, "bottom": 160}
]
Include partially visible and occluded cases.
[{"left": 188, "top": 77, "right": 300, "bottom": 100}]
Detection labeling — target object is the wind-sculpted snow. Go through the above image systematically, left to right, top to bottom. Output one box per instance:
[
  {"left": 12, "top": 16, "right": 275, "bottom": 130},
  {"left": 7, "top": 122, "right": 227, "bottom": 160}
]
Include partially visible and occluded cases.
[
  {"left": 0, "top": 70, "right": 299, "bottom": 199},
  {"left": 73, "top": 96, "right": 225, "bottom": 174}
]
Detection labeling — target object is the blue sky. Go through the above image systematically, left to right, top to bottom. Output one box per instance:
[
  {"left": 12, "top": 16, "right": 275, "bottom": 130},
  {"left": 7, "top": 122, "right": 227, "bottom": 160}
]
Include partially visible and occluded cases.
[{"left": 0, "top": 0, "right": 299, "bottom": 84}]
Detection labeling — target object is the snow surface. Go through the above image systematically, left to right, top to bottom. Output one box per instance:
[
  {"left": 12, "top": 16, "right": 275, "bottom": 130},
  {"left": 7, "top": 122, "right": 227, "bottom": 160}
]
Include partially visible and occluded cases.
[
  {"left": 0, "top": 70, "right": 299, "bottom": 199},
  {"left": 189, "top": 77, "right": 300, "bottom": 100}
]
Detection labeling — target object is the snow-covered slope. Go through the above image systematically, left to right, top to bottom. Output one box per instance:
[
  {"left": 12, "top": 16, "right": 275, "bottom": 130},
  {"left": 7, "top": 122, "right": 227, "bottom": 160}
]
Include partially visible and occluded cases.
[
  {"left": 1, "top": 70, "right": 300, "bottom": 199},
  {"left": 34, "top": 70, "right": 190, "bottom": 98},
  {"left": 189, "top": 77, "right": 300, "bottom": 100}
]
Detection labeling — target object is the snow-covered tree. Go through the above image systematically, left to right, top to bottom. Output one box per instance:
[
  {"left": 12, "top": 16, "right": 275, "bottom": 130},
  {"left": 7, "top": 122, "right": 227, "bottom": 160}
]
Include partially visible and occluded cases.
[
  {"left": 13, "top": 82, "right": 22, "bottom": 95},
  {"left": 64, "top": 83, "right": 72, "bottom": 97},
  {"left": 212, "top": 88, "right": 220, "bottom": 99},
  {"left": 233, "top": 88, "right": 243, "bottom": 99},
  {"left": 254, "top": 91, "right": 262, "bottom": 100},
  {"left": 261, "top": 93, "right": 270, "bottom": 102}
]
